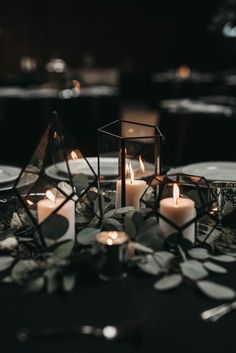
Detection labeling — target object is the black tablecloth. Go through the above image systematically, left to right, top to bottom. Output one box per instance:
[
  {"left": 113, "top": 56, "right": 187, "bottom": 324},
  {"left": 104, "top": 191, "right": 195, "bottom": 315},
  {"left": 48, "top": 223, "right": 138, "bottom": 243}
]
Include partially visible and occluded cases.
[{"left": 1, "top": 262, "right": 236, "bottom": 353}]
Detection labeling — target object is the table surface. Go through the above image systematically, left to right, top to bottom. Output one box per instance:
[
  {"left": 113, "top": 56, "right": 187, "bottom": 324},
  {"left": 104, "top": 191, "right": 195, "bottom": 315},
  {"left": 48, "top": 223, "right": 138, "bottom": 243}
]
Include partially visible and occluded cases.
[{"left": 1, "top": 259, "right": 236, "bottom": 353}]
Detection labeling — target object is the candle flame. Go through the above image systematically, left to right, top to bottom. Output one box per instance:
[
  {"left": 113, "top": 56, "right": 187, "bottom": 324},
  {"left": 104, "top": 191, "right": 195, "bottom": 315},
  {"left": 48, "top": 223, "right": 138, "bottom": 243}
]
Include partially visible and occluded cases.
[
  {"left": 176, "top": 64, "right": 191, "bottom": 78},
  {"left": 72, "top": 79, "right": 81, "bottom": 92},
  {"left": 71, "top": 150, "right": 78, "bottom": 160},
  {"left": 139, "top": 155, "right": 145, "bottom": 174},
  {"left": 125, "top": 161, "right": 130, "bottom": 176},
  {"left": 129, "top": 162, "right": 134, "bottom": 184},
  {"left": 173, "top": 184, "right": 179, "bottom": 205},
  {"left": 46, "top": 190, "right": 56, "bottom": 202},
  {"left": 26, "top": 199, "right": 33, "bottom": 206},
  {"left": 106, "top": 231, "right": 118, "bottom": 245},
  {"left": 108, "top": 231, "right": 118, "bottom": 240},
  {"left": 107, "top": 238, "right": 113, "bottom": 246}
]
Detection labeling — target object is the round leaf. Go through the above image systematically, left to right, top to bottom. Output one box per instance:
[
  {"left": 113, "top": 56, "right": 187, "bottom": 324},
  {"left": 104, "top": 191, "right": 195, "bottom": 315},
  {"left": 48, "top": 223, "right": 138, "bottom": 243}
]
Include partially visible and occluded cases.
[
  {"left": 40, "top": 214, "right": 69, "bottom": 241},
  {"left": 102, "top": 218, "right": 123, "bottom": 232},
  {"left": 77, "top": 227, "right": 100, "bottom": 245},
  {"left": 52, "top": 240, "right": 74, "bottom": 259},
  {"left": 188, "top": 248, "right": 210, "bottom": 260},
  {"left": 153, "top": 251, "right": 174, "bottom": 268},
  {"left": 138, "top": 255, "right": 162, "bottom": 276},
  {"left": 211, "top": 255, "right": 236, "bottom": 263},
  {"left": 0, "top": 256, "right": 15, "bottom": 271},
  {"left": 12, "top": 260, "right": 38, "bottom": 284},
  {"left": 180, "top": 260, "right": 208, "bottom": 280},
  {"left": 203, "top": 261, "right": 227, "bottom": 274},
  {"left": 63, "top": 273, "right": 76, "bottom": 292},
  {"left": 154, "top": 274, "right": 183, "bottom": 291},
  {"left": 25, "top": 277, "right": 45, "bottom": 292},
  {"left": 197, "top": 281, "right": 235, "bottom": 300}
]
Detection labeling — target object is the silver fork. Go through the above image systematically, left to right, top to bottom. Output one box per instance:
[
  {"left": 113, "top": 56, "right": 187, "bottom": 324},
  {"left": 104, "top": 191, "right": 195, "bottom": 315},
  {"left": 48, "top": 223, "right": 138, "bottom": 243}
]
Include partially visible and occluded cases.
[{"left": 200, "top": 301, "right": 236, "bottom": 322}]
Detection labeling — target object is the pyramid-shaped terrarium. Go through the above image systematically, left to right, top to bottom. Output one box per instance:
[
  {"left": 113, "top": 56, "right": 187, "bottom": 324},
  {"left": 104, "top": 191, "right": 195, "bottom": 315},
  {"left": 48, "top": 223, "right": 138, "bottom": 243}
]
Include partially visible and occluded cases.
[{"left": 13, "top": 113, "right": 99, "bottom": 248}]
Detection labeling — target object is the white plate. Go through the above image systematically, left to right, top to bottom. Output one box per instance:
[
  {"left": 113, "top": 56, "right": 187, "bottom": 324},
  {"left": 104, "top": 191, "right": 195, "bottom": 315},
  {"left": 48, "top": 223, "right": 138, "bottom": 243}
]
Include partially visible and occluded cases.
[
  {"left": 45, "top": 157, "right": 155, "bottom": 180},
  {"left": 169, "top": 161, "right": 236, "bottom": 181},
  {"left": 0, "top": 165, "right": 21, "bottom": 183}
]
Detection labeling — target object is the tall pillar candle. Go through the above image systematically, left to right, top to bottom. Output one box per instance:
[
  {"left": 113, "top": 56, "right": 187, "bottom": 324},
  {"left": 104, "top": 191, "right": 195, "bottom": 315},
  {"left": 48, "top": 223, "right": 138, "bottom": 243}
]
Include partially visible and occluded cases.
[{"left": 116, "top": 162, "right": 146, "bottom": 209}]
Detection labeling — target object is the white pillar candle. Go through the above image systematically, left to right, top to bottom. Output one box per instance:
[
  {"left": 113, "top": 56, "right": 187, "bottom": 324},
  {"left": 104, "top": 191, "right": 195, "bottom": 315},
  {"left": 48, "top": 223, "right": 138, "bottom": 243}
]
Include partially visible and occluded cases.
[
  {"left": 116, "top": 162, "right": 147, "bottom": 209},
  {"left": 159, "top": 184, "right": 195, "bottom": 243},
  {"left": 37, "top": 190, "right": 75, "bottom": 243}
]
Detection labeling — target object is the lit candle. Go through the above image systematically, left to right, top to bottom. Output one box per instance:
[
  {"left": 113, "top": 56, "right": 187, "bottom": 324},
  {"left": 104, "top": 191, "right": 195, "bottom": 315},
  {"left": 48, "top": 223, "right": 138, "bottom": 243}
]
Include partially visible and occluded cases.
[
  {"left": 116, "top": 162, "right": 147, "bottom": 209},
  {"left": 159, "top": 184, "right": 195, "bottom": 243},
  {"left": 37, "top": 190, "right": 75, "bottom": 243},
  {"left": 95, "top": 231, "right": 129, "bottom": 280}
]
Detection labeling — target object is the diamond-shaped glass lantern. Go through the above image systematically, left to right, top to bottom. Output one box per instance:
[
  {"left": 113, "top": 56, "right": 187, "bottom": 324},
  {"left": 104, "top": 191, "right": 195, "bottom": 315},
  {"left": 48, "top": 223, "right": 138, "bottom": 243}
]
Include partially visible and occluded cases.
[
  {"left": 13, "top": 112, "right": 99, "bottom": 248},
  {"left": 98, "top": 119, "right": 162, "bottom": 213},
  {"left": 141, "top": 173, "right": 216, "bottom": 244}
]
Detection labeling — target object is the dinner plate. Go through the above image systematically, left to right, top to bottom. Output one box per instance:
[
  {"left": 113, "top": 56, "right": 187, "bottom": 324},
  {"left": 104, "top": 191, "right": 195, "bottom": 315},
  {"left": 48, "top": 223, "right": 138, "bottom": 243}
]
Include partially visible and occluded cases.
[
  {"left": 45, "top": 157, "right": 154, "bottom": 180},
  {"left": 169, "top": 161, "right": 236, "bottom": 181},
  {"left": 0, "top": 165, "right": 21, "bottom": 183}
]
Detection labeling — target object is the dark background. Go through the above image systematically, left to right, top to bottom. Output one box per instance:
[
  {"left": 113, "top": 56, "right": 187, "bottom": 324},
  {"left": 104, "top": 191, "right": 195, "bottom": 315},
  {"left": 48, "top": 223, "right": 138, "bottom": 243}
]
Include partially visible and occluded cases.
[
  {"left": 0, "top": 0, "right": 228, "bottom": 76},
  {"left": 0, "top": 0, "right": 236, "bottom": 167}
]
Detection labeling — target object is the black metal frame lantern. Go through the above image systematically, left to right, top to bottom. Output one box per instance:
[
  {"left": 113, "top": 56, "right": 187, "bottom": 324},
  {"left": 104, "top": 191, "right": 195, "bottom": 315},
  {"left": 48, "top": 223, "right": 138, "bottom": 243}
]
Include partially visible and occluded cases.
[
  {"left": 13, "top": 112, "right": 100, "bottom": 248},
  {"left": 97, "top": 119, "right": 163, "bottom": 213},
  {"left": 141, "top": 173, "right": 216, "bottom": 243}
]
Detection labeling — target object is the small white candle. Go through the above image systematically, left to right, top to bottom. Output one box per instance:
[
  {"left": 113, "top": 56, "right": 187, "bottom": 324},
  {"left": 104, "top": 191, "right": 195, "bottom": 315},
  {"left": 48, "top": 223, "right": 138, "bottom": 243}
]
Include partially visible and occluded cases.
[
  {"left": 116, "top": 162, "right": 147, "bottom": 209},
  {"left": 159, "top": 184, "right": 195, "bottom": 243},
  {"left": 37, "top": 190, "right": 75, "bottom": 243}
]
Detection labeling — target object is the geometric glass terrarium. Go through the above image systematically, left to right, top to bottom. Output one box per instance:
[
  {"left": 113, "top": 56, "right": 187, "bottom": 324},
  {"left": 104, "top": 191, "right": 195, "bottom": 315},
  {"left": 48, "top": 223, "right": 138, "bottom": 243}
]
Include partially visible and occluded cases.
[
  {"left": 13, "top": 112, "right": 99, "bottom": 249},
  {"left": 98, "top": 119, "right": 162, "bottom": 213},
  {"left": 141, "top": 173, "right": 216, "bottom": 244}
]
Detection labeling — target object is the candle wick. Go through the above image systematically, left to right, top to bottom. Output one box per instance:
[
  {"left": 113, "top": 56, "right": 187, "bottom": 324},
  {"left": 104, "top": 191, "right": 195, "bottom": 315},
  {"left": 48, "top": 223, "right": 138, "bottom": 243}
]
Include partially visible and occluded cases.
[{"left": 175, "top": 196, "right": 179, "bottom": 206}]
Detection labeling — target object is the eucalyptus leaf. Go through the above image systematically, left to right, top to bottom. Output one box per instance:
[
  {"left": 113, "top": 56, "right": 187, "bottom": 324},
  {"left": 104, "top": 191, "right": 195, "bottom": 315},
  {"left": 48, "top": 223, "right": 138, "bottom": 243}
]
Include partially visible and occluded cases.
[
  {"left": 73, "top": 174, "right": 89, "bottom": 193},
  {"left": 93, "top": 195, "right": 105, "bottom": 218},
  {"left": 115, "top": 207, "right": 135, "bottom": 215},
  {"left": 104, "top": 209, "right": 116, "bottom": 219},
  {"left": 124, "top": 210, "right": 136, "bottom": 238},
  {"left": 41, "top": 214, "right": 69, "bottom": 240},
  {"left": 102, "top": 218, "right": 123, "bottom": 232},
  {"left": 136, "top": 220, "right": 159, "bottom": 248},
  {"left": 77, "top": 227, "right": 101, "bottom": 245},
  {"left": 52, "top": 240, "right": 74, "bottom": 259},
  {"left": 129, "top": 242, "right": 154, "bottom": 255},
  {"left": 188, "top": 248, "right": 210, "bottom": 260},
  {"left": 153, "top": 251, "right": 174, "bottom": 268},
  {"left": 138, "top": 254, "right": 162, "bottom": 275},
  {"left": 211, "top": 255, "right": 236, "bottom": 263},
  {"left": 0, "top": 256, "right": 15, "bottom": 272},
  {"left": 12, "top": 260, "right": 38, "bottom": 284},
  {"left": 180, "top": 260, "right": 208, "bottom": 280},
  {"left": 203, "top": 261, "right": 227, "bottom": 274},
  {"left": 45, "top": 269, "right": 58, "bottom": 293},
  {"left": 63, "top": 273, "right": 76, "bottom": 292},
  {"left": 154, "top": 274, "right": 183, "bottom": 291},
  {"left": 2, "top": 276, "right": 13, "bottom": 283},
  {"left": 25, "top": 276, "right": 45, "bottom": 292},
  {"left": 197, "top": 280, "right": 235, "bottom": 300}
]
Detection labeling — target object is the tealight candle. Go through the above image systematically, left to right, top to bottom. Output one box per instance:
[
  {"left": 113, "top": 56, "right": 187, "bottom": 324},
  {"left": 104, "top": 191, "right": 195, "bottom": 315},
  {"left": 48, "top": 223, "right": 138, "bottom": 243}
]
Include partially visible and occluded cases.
[
  {"left": 116, "top": 162, "right": 147, "bottom": 209},
  {"left": 159, "top": 184, "right": 195, "bottom": 243},
  {"left": 37, "top": 190, "right": 75, "bottom": 243},
  {"left": 95, "top": 231, "right": 129, "bottom": 280}
]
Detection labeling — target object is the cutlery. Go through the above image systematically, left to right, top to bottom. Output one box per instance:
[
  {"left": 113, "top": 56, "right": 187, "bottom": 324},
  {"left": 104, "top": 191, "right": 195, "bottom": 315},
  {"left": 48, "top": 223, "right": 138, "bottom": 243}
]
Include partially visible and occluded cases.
[
  {"left": 200, "top": 301, "right": 236, "bottom": 322},
  {"left": 17, "top": 315, "right": 148, "bottom": 343}
]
